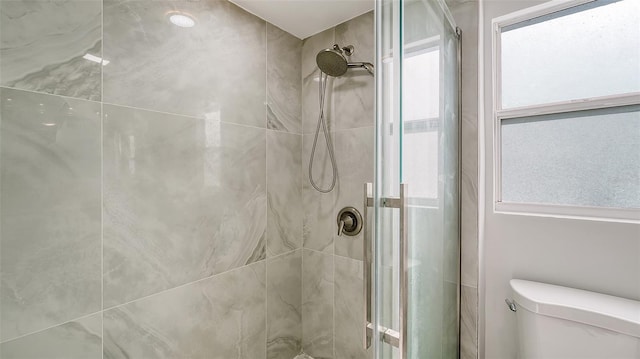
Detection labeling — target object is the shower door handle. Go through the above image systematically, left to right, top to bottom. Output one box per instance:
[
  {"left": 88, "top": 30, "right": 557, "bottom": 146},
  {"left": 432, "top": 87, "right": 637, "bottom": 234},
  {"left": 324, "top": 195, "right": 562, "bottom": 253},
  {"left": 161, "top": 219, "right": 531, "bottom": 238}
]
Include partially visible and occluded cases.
[
  {"left": 363, "top": 182, "right": 408, "bottom": 358},
  {"left": 363, "top": 183, "right": 373, "bottom": 350},
  {"left": 398, "top": 183, "right": 408, "bottom": 359}
]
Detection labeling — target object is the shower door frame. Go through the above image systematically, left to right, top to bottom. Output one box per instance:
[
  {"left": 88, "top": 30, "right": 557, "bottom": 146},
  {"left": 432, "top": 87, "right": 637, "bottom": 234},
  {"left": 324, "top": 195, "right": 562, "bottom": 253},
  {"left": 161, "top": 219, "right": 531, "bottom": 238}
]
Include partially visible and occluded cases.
[{"left": 368, "top": 0, "right": 463, "bottom": 358}]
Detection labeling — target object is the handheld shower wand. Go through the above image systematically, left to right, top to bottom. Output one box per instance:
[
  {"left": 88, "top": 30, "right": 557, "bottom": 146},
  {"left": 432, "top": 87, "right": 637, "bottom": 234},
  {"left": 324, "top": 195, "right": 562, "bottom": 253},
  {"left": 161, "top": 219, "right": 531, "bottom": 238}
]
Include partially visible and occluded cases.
[{"left": 308, "top": 44, "right": 374, "bottom": 193}]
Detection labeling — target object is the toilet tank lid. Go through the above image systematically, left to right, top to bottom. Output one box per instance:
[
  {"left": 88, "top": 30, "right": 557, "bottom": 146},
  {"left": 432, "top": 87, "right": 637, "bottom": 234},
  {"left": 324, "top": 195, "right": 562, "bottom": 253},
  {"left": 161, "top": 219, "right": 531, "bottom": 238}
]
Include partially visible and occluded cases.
[{"left": 510, "top": 279, "right": 640, "bottom": 338}]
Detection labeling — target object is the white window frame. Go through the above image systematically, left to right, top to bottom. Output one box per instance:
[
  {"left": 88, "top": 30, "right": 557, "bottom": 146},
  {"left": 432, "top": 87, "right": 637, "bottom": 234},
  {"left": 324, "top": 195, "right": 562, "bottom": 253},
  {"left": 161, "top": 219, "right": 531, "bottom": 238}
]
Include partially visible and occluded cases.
[{"left": 491, "top": 0, "right": 640, "bottom": 223}]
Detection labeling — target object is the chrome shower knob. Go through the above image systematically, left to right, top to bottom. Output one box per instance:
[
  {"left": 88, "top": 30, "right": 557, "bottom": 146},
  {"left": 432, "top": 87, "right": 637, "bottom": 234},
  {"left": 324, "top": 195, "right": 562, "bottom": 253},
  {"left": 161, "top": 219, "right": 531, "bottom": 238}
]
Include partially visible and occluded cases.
[{"left": 337, "top": 207, "right": 363, "bottom": 236}]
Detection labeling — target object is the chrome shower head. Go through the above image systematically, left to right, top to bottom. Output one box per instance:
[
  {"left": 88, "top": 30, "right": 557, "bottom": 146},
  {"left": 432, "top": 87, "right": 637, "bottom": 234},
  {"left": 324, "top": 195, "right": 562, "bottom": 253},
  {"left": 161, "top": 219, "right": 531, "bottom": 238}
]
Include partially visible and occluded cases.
[
  {"left": 316, "top": 44, "right": 374, "bottom": 77},
  {"left": 316, "top": 45, "right": 349, "bottom": 77}
]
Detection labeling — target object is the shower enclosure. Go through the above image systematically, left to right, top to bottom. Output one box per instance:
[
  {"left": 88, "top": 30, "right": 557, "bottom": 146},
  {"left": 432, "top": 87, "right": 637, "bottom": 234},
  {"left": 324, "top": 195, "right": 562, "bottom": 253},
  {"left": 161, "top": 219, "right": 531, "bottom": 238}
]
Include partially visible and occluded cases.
[
  {"left": 0, "top": 0, "right": 460, "bottom": 357},
  {"left": 369, "top": 0, "right": 461, "bottom": 358}
]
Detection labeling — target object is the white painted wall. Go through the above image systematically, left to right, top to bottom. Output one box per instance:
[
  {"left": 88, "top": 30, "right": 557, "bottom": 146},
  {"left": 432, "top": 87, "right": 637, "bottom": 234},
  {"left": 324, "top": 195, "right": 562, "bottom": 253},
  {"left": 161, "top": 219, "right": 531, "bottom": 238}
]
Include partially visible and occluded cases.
[{"left": 480, "top": 1, "right": 640, "bottom": 358}]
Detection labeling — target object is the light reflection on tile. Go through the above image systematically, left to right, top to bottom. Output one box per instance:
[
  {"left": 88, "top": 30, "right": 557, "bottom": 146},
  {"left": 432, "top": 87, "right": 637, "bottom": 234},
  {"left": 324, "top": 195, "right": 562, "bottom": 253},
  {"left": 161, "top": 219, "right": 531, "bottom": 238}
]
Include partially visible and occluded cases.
[
  {"left": 0, "top": 1, "right": 102, "bottom": 100},
  {"left": 0, "top": 88, "right": 102, "bottom": 341},
  {"left": 103, "top": 104, "right": 266, "bottom": 307}
]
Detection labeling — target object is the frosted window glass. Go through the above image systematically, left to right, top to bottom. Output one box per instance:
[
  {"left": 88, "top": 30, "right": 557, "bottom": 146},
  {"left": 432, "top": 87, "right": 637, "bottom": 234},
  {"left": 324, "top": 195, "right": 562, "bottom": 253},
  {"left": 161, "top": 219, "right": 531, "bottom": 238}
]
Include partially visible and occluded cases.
[
  {"left": 501, "top": 0, "right": 640, "bottom": 109},
  {"left": 403, "top": 49, "right": 440, "bottom": 199},
  {"left": 501, "top": 106, "right": 640, "bottom": 208}
]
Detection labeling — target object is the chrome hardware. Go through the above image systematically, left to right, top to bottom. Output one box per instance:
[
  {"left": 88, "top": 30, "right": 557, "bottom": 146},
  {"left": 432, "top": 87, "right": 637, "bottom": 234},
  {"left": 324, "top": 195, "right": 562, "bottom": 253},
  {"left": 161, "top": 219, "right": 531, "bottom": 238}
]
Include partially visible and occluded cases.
[
  {"left": 363, "top": 182, "right": 407, "bottom": 355},
  {"left": 363, "top": 183, "right": 373, "bottom": 349},
  {"left": 399, "top": 183, "right": 408, "bottom": 358},
  {"left": 337, "top": 207, "right": 363, "bottom": 237},
  {"left": 505, "top": 298, "right": 517, "bottom": 312},
  {"left": 366, "top": 322, "right": 400, "bottom": 348}
]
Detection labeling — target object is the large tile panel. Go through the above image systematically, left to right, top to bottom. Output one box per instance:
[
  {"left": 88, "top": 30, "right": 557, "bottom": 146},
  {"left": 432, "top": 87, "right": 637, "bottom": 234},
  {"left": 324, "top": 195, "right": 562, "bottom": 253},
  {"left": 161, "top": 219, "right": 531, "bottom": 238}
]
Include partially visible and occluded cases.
[
  {"left": 0, "top": 0, "right": 102, "bottom": 101},
  {"left": 103, "top": 0, "right": 266, "bottom": 127},
  {"left": 454, "top": 0, "right": 480, "bottom": 289},
  {"left": 333, "top": 12, "right": 375, "bottom": 131},
  {"left": 267, "top": 24, "right": 302, "bottom": 133},
  {"left": 301, "top": 28, "right": 338, "bottom": 255},
  {"left": 302, "top": 28, "right": 335, "bottom": 134},
  {"left": 0, "top": 88, "right": 102, "bottom": 341},
  {"left": 103, "top": 104, "right": 266, "bottom": 307},
  {"left": 334, "top": 126, "right": 374, "bottom": 260},
  {"left": 267, "top": 131, "right": 302, "bottom": 257},
  {"left": 302, "top": 132, "right": 336, "bottom": 254},
  {"left": 301, "top": 249, "right": 334, "bottom": 359},
  {"left": 267, "top": 250, "right": 302, "bottom": 359},
  {"left": 334, "top": 256, "right": 369, "bottom": 359},
  {"left": 104, "top": 262, "right": 266, "bottom": 359},
  {"left": 461, "top": 285, "right": 478, "bottom": 359},
  {"left": 1, "top": 313, "right": 102, "bottom": 359}
]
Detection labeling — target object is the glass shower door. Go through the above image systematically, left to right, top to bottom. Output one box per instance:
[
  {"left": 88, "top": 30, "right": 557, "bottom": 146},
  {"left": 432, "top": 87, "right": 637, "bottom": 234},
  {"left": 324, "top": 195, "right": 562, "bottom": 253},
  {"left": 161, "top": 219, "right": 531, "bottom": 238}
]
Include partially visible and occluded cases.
[{"left": 369, "top": 0, "right": 460, "bottom": 358}]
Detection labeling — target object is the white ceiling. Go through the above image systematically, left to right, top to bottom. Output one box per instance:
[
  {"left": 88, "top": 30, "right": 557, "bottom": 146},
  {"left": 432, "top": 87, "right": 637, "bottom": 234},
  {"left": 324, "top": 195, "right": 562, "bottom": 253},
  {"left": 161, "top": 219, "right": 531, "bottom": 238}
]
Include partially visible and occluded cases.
[{"left": 229, "top": 0, "right": 374, "bottom": 39}]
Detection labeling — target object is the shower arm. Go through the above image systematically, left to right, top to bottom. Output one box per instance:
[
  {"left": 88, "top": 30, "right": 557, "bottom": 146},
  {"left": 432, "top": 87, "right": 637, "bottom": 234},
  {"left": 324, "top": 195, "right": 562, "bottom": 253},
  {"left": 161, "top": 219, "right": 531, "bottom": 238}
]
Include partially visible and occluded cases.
[{"left": 347, "top": 62, "right": 375, "bottom": 75}]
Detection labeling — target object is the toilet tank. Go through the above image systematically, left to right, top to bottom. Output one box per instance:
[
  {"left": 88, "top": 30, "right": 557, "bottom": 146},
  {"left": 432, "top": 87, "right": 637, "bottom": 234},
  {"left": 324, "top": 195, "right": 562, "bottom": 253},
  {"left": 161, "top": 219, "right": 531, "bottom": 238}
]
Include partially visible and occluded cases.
[{"left": 510, "top": 279, "right": 640, "bottom": 359}]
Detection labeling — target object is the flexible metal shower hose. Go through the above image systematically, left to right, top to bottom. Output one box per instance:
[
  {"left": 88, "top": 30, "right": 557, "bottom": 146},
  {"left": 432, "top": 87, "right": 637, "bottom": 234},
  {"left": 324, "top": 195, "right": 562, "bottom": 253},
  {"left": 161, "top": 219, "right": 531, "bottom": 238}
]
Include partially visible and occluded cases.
[{"left": 308, "top": 71, "right": 338, "bottom": 193}]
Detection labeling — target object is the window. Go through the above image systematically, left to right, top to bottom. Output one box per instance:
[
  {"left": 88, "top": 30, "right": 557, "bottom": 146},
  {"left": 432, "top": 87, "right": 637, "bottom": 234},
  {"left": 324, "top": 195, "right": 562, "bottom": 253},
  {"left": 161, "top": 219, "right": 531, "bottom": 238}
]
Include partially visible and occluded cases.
[
  {"left": 493, "top": 0, "right": 640, "bottom": 221},
  {"left": 402, "top": 44, "right": 440, "bottom": 200}
]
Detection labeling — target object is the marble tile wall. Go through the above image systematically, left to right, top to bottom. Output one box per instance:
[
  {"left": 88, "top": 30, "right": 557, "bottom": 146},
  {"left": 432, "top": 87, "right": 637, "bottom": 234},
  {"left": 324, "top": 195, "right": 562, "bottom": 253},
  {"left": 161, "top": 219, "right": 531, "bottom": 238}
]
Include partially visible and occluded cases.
[
  {"left": 0, "top": 0, "right": 303, "bottom": 358},
  {"left": 0, "top": 0, "right": 102, "bottom": 101},
  {"left": 102, "top": 0, "right": 266, "bottom": 127},
  {"left": 449, "top": 1, "right": 480, "bottom": 358},
  {"left": 0, "top": 2, "right": 479, "bottom": 359},
  {"left": 300, "top": 6, "right": 480, "bottom": 359},
  {"left": 301, "top": 12, "right": 375, "bottom": 359},
  {"left": 0, "top": 88, "right": 102, "bottom": 341},
  {"left": 267, "top": 250, "right": 303, "bottom": 359},
  {"left": 104, "top": 262, "right": 267, "bottom": 358}
]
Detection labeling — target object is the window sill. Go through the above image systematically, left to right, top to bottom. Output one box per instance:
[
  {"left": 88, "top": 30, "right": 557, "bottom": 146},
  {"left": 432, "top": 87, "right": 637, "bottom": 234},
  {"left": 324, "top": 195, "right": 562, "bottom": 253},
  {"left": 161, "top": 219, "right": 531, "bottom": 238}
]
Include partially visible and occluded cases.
[{"left": 494, "top": 202, "right": 640, "bottom": 223}]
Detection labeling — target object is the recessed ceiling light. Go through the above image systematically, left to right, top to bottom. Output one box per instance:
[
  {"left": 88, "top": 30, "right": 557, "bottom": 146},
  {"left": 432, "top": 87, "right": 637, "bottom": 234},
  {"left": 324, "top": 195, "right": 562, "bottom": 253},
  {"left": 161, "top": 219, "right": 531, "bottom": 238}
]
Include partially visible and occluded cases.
[
  {"left": 168, "top": 12, "right": 196, "bottom": 28},
  {"left": 42, "top": 123, "right": 56, "bottom": 127}
]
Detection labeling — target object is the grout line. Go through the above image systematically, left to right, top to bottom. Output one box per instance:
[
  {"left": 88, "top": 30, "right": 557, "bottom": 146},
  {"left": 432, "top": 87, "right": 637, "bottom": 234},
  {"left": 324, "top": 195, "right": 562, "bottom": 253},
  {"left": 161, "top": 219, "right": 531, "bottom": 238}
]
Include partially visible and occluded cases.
[
  {"left": 101, "top": 0, "right": 105, "bottom": 355},
  {"left": 264, "top": 20, "right": 269, "bottom": 357},
  {"left": 0, "top": 66, "right": 3, "bottom": 345},
  {"left": 100, "top": 81, "right": 105, "bottom": 359},
  {"left": 0, "top": 86, "right": 275, "bottom": 134},
  {"left": 0, "top": 86, "right": 102, "bottom": 104},
  {"left": 99, "top": 101, "right": 268, "bottom": 132},
  {"left": 300, "top": 124, "right": 375, "bottom": 137},
  {"left": 267, "top": 128, "right": 304, "bottom": 136},
  {"left": 301, "top": 246, "right": 305, "bottom": 354},
  {"left": 301, "top": 246, "right": 334, "bottom": 257},
  {"left": 268, "top": 247, "right": 301, "bottom": 261},
  {"left": 332, "top": 251, "right": 336, "bottom": 358},
  {"left": 333, "top": 251, "right": 364, "bottom": 262},
  {"left": 0, "top": 256, "right": 271, "bottom": 346},
  {"left": 102, "top": 258, "right": 268, "bottom": 312},
  {"left": 0, "top": 310, "right": 103, "bottom": 345}
]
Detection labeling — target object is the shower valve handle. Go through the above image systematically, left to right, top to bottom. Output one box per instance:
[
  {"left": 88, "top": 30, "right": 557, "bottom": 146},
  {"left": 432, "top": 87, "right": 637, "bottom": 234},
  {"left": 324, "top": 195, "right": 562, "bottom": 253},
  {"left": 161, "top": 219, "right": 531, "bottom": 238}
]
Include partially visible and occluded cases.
[
  {"left": 337, "top": 207, "right": 362, "bottom": 237},
  {"left": 338, "top": 219, "right": 345, "bottom": 236}
]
